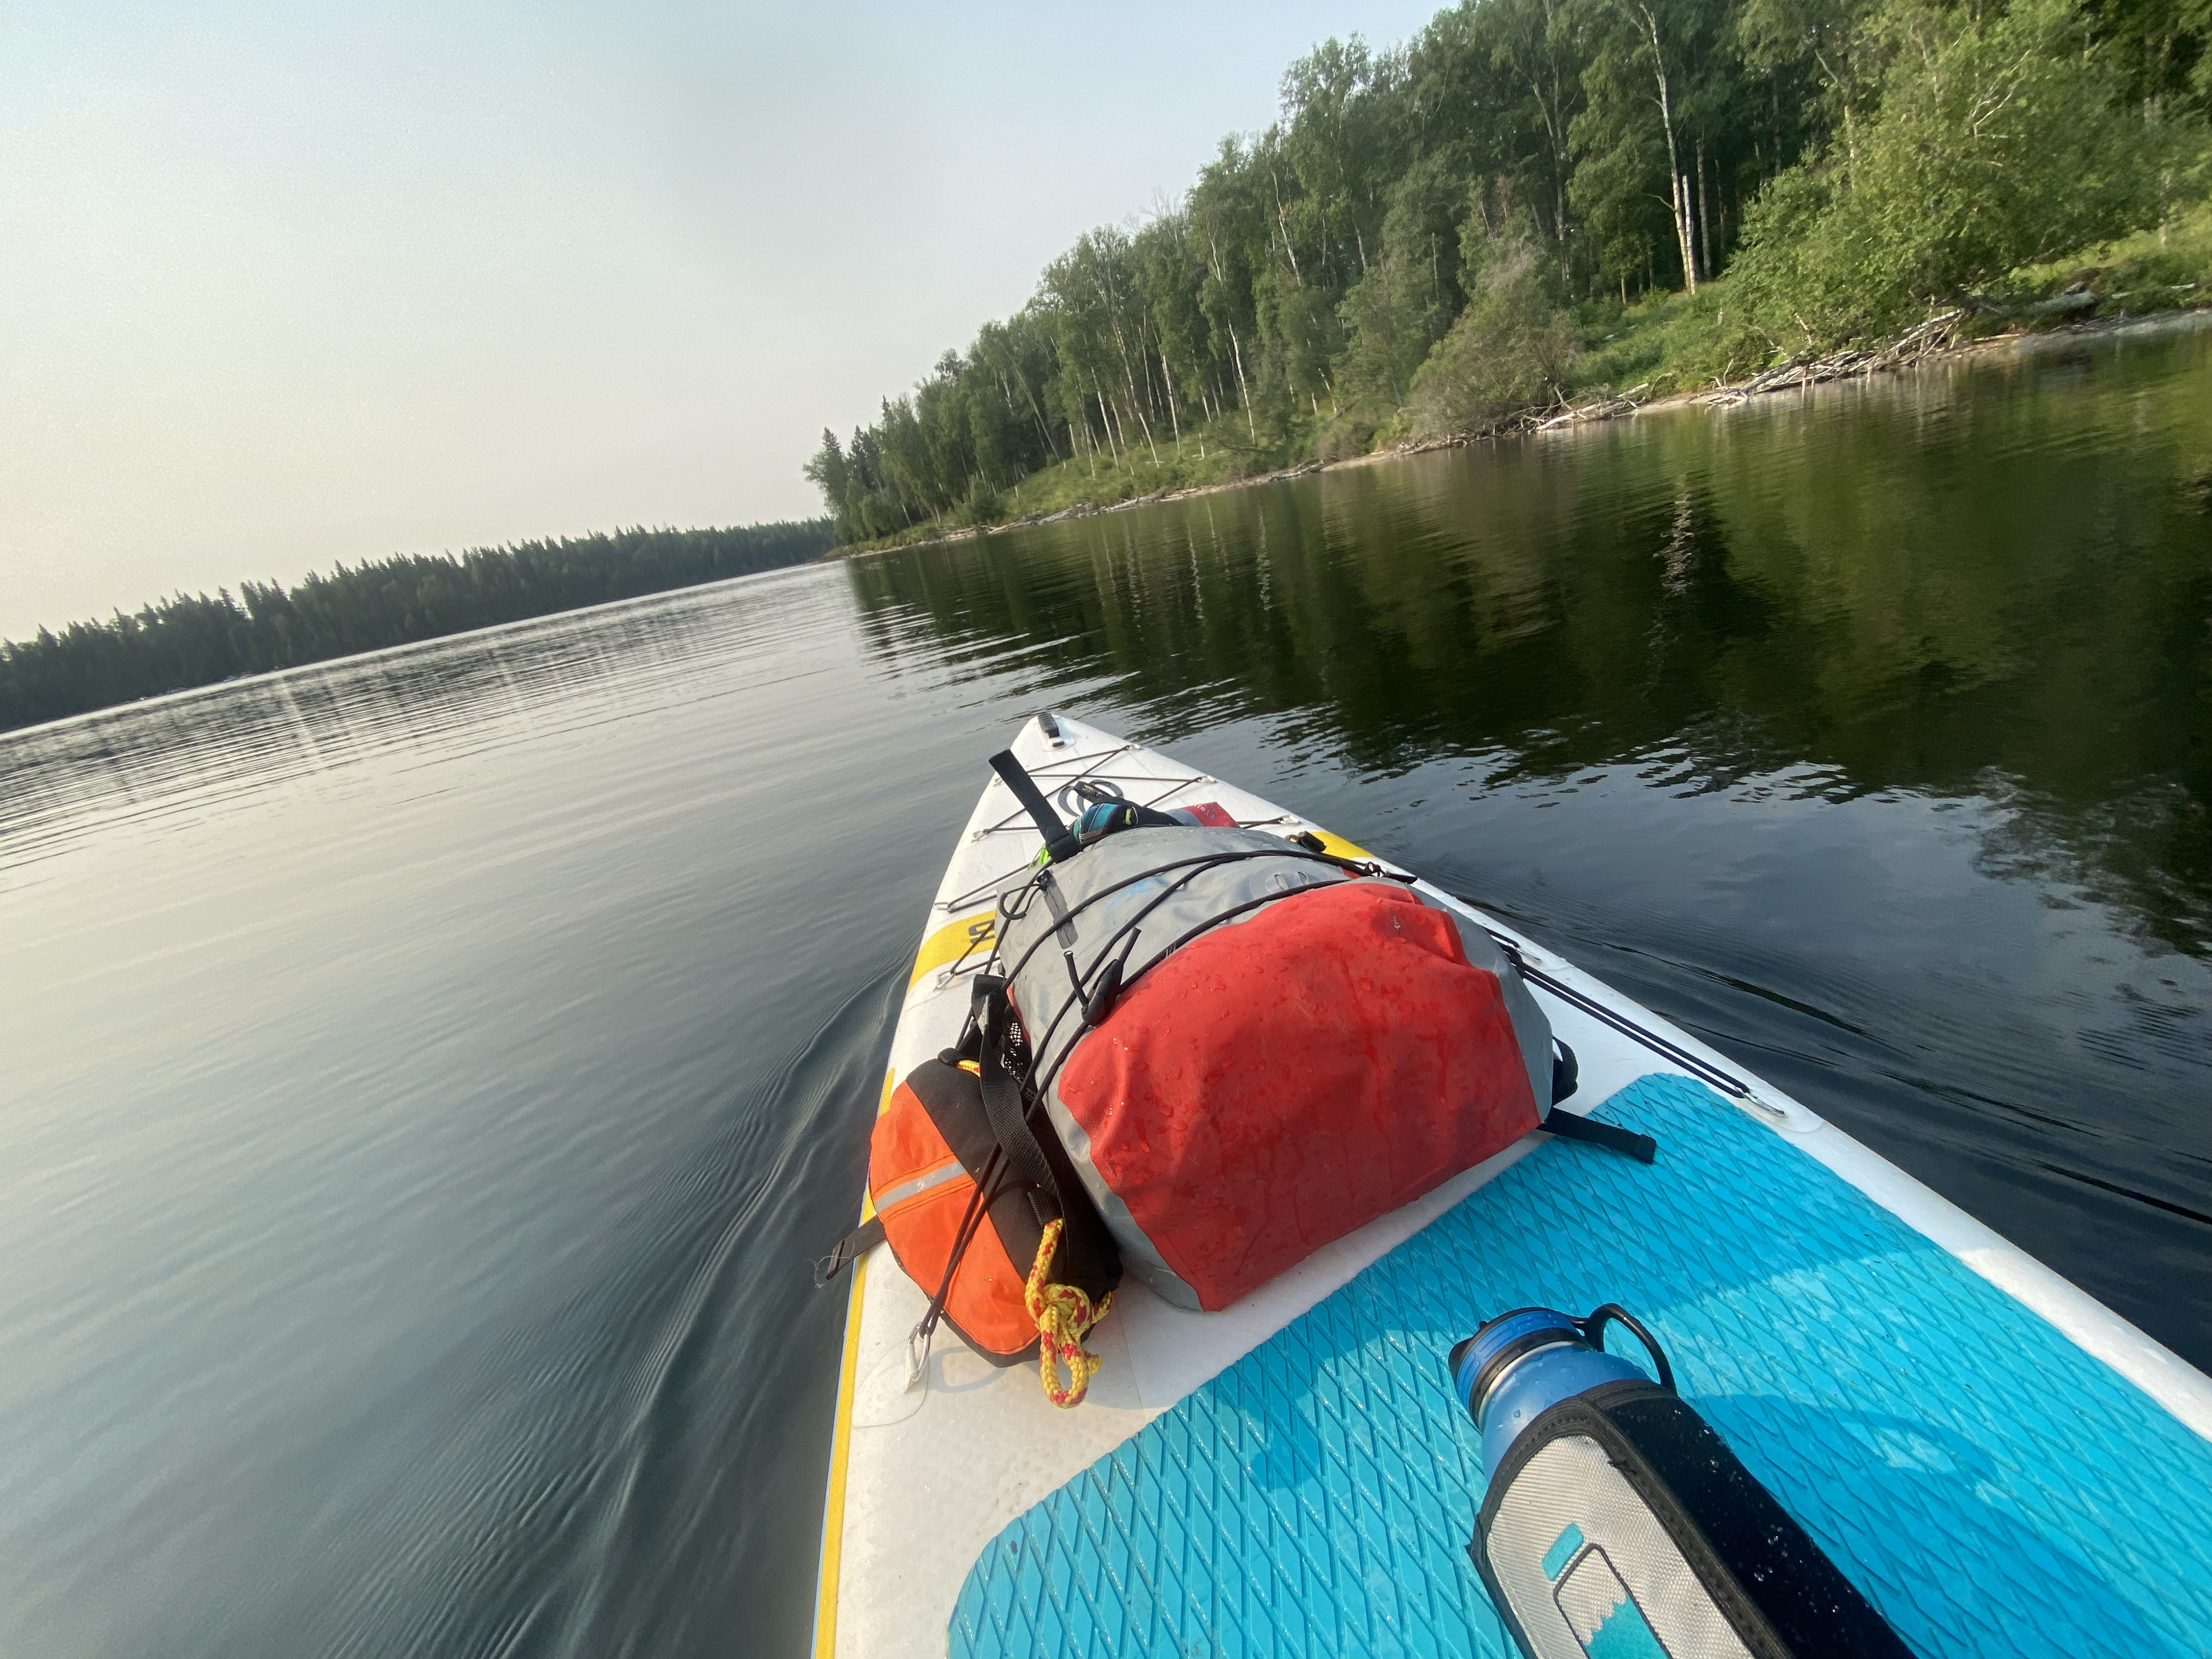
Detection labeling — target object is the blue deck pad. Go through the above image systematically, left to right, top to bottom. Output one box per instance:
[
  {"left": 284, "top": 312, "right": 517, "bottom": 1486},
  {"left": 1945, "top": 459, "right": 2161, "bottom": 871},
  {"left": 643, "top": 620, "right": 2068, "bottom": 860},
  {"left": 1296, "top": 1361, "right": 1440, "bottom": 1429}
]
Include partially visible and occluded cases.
[{"left": 950, "top": 1074, "right": 2212, "bottom": 1659}]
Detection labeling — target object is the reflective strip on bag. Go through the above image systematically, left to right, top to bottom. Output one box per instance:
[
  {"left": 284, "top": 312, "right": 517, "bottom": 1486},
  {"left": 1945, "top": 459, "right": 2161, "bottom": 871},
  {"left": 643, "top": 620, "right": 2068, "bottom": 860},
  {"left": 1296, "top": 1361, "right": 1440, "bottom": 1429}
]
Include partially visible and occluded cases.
[{"left": 873, "top": 1156, "right": 967, "bottom": 1215}]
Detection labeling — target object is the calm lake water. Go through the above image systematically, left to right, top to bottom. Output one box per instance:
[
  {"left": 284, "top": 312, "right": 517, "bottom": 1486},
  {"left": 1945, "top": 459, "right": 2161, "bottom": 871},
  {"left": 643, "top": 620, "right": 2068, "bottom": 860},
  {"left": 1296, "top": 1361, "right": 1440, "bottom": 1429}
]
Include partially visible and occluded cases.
[{"left": 4, "top": 318, "right": 2208, "bottom": 1658}]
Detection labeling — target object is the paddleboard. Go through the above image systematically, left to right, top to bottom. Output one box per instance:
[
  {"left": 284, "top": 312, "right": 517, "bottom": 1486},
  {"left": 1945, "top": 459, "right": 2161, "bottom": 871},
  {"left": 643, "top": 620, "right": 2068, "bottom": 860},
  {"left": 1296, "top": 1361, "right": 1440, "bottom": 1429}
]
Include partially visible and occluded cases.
[{"left": 813, "top": 712, "right": 2212, "bottom": 1659}]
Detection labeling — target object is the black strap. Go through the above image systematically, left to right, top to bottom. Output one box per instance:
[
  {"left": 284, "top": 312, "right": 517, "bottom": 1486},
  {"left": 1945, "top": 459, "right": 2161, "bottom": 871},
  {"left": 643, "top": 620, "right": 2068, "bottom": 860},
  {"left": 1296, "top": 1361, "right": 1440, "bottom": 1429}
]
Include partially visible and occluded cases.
[
  {"left": 990, "top": 749, "right": 1080, "bottom": 864},
  {"left": 970, "top": 975, "right": 1116, "bottom": 1294},
  {"left": 973, "top": 977, "right": 1065, "bottom": 1200},
  {"left": 1542, "top": 1107, "right": 1658, "bottom": 1165},
  {"left": 814, "top": 1215, "right": 885, "bottom": 1285}
]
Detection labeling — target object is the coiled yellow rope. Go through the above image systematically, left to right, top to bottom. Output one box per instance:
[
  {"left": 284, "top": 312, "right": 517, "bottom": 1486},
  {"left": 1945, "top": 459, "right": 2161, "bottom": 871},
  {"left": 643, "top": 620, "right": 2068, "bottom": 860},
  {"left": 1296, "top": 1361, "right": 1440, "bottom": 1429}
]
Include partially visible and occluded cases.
[{"left": 1023, "top": 1218, "right": 1113, "bottom": 1408}]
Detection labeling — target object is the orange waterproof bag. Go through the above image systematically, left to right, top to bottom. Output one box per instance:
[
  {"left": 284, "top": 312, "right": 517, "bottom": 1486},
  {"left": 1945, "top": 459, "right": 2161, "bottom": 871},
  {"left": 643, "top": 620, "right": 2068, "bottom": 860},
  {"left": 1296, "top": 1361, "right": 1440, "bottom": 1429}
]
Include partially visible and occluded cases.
[{"left": 862, "top": 1057, "right": 1119, "bottom": 1365}]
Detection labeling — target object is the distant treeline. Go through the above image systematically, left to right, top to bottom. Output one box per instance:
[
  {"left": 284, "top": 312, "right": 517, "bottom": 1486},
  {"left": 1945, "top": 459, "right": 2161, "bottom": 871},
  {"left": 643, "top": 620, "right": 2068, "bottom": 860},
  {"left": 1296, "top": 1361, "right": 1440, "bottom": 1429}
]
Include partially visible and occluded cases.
[
  {"left": 808, "top": 0, "right": 2210, "bottom": 539},
  {"left": 0, "top": 521, "right": 835, "bottom": 734}
]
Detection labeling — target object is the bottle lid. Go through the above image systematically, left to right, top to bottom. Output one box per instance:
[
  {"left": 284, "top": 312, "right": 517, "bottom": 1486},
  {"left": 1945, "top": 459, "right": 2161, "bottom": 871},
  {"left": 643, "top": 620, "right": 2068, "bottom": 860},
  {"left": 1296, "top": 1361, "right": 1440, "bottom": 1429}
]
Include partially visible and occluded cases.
[{"left": 1449, "top": 1307, "right": 1585, "bottom": 1422}]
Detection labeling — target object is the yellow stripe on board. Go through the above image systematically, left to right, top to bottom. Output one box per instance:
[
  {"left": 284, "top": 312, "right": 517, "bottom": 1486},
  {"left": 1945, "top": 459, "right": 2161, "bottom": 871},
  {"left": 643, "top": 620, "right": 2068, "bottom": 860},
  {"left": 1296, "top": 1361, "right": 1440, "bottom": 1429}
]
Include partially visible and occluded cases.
[
  {"left": 1312, "top": 828, "right": 1378, "bottom": 863},
  {"left": 909, "top": 910, "right": 996, "bottom": 988},
  {"left": 858, "top": 1062, "right": 898, "bottom": 1216},
  {"left": 812, "top": 1065, "right": 897, "bottom": 1659},
  {"left": 810, "top": 1251, "right": 868, "bottom": 1659}
]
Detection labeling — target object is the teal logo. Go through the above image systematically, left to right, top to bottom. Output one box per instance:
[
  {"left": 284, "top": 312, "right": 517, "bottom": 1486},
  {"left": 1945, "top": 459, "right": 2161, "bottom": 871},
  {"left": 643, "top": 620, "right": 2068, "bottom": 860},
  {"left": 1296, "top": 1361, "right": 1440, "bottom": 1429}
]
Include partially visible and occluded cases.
[{"left": 1543, "top": 1524, "right": 1671, "bottom": 1659}]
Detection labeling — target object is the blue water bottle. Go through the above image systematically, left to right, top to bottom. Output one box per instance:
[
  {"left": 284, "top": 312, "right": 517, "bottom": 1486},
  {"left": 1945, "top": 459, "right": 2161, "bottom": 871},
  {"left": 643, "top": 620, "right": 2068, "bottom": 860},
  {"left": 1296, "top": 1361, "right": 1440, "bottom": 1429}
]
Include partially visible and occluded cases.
[
  {"left": 1450, "top": 1304, "right": 1673, "bottom": 1477},
  {"left": 1447, "top": 1305, "right": 1912, "bottom": 1659}
]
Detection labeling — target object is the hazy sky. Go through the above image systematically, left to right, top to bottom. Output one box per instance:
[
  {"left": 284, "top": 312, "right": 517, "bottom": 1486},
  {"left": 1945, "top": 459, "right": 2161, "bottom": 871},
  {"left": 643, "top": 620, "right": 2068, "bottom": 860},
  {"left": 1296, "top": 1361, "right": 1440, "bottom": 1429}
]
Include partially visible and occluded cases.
[{"left": 1, "top": 1, "right": 1443, "bottom": 638}]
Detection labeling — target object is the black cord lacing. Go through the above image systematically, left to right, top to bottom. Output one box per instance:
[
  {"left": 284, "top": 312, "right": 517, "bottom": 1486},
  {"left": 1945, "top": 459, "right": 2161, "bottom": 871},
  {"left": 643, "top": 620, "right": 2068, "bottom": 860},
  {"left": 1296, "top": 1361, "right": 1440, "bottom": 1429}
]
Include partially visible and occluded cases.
[
  {"left": 994, "top": 843, "right": 1391, "bottom": 991},
  {"left": 907, "top": 1144, "right": 1008, "bottom": 1377}
]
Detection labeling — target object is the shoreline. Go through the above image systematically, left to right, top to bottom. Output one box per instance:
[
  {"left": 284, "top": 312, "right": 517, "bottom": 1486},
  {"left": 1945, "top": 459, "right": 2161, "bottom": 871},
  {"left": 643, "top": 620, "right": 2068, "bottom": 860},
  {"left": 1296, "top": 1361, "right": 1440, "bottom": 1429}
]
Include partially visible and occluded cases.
[{"left": 838, "top": 303, "right": 2212, "bottom": 558}]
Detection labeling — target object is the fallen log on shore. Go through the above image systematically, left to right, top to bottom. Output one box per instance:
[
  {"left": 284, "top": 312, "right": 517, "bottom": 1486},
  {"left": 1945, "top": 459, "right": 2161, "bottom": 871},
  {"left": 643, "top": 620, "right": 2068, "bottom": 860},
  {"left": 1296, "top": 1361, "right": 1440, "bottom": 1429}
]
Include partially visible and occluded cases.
[
  {"left": 1700, "top": 309, "right": 1968, "bottom": 407},
  {"left": 1532, "top": 382, "right": 1655, "bottom": 432}
]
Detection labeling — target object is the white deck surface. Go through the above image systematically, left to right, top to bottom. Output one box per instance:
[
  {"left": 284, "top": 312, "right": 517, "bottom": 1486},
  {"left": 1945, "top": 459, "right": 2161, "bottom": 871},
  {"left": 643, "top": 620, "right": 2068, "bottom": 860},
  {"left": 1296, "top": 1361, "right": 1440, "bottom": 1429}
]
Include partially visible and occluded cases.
[{"left": 811, "top": 714, "right": 2212, "bottom": 1659}]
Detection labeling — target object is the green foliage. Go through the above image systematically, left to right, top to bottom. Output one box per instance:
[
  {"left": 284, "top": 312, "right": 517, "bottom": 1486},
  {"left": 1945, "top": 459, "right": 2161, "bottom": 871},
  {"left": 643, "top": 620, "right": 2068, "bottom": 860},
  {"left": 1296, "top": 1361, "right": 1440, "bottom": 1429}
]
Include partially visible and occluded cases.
[
  {"left": 810, "top": 0, "right": 2211, "bottom": 532},
  {"left": 1732, "top": 0, "right": 2169, "bottom": 346},
  {"left": 1739, "top": 0, "right": 1886, "bottom": 146},
  {"left": 2079, "top": 0, "right": 2212, "bottom": 110},
  {"left": 1568, "top": 41, "right": 1677, "bottom": 296},
  {"left": 1335, "top": 159, "right": 1472, "bottom": 416},
  {"left": 2007, "top": 190, "right": 2212, "bottom": 303},
  {"left": 1412, "top": 224, "right": 1582, "bottom": 432},
  {"left": 1572, "top": 279, "right": 1747, "bottom": 391},
  {"left": 0, "top": 522, "right": 836, "bottom": 734}
]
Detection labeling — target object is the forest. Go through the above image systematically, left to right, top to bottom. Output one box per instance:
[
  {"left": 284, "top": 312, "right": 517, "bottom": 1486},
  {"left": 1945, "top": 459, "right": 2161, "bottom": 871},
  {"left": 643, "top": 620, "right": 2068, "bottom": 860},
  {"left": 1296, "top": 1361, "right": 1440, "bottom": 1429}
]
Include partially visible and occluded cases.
[
  {"left": 806, "top": 0, "right": 2212, "bottom": 542},
  {"left": 0, "top": 521, "right": 834, "bottom": 734}
]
